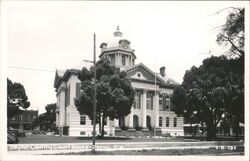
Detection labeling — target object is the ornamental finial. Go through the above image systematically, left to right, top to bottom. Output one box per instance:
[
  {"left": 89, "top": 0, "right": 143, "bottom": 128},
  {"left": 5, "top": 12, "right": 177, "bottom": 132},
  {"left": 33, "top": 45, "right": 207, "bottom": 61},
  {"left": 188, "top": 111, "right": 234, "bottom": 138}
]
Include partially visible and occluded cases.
[{"left": 114, "top": 25, "right": 122, "bottom": 37}]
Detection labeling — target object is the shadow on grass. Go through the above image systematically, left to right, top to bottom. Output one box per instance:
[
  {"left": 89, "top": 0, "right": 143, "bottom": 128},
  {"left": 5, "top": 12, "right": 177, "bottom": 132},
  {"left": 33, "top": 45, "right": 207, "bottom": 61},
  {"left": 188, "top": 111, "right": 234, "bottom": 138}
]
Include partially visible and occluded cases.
[
  {"left": 75, "top": 136, "right": 132, "bottom": 141},
  {"left": 184, "top": 136, "right": 244, "bottom": 141}
]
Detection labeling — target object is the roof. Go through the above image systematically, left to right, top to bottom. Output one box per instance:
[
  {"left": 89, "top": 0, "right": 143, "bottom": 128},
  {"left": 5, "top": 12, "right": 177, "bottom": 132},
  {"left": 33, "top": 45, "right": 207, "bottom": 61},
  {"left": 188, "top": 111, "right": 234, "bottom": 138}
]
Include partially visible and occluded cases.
[
  {"left": 99, "top": 26, "right": 136, "bottom": 58},
  {"left": 125, "top": 63, "right": 178, "bottom": 88},
  {"left": 54, "top": 69, "right": 81, "bottom": 89},
  {"left": 56, "top": 69, "right": 66, "bottom": 77},
  {"left": 157, "top": 73, "right": 180, "bottom": 85}
]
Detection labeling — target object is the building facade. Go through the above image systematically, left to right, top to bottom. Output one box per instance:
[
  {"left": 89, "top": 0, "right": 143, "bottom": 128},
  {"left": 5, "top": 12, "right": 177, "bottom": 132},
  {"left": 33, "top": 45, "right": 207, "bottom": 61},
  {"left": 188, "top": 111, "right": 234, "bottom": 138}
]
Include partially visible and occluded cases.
[
  {"left": 54, "top": 27, "right": 184, "bottom": 137},
  {"left": 8, "top": 110, "right": 38, "bottom": 131}
]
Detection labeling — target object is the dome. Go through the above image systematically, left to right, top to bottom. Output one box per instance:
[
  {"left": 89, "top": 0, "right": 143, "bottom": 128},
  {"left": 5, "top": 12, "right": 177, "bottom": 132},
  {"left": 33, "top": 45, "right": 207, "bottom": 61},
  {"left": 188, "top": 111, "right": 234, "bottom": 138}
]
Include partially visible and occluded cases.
[
  {"left": 106, "top": 26, "right": 125, "bottom": 48},
  {"left": 106, "top": 35, "right": 123, "bottom": 48}
]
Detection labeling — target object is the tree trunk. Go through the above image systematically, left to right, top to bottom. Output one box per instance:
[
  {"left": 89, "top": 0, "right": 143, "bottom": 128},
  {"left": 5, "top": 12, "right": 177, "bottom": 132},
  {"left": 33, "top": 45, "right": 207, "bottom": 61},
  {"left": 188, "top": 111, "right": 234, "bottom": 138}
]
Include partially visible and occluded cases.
[
  {"left": 101, "top": 113, "right": 106, "bottom": 137},
  {"left": 98, "top": 114, "right": 101, "bottom": 135},
  {"left": 235, "top": 115, "right": 240, "bottom": 140},
  {"left": 7, "top": 119, "right": 10, "bottom": 130},
  {"left": 201, "top": 121, "right": 204, "bottom": 135},
  {"left": 190, "top": 122, "right": 192, "bottom": 136},
  {"left": 206, "top": 123, "right": 217, "bottom": 141}
]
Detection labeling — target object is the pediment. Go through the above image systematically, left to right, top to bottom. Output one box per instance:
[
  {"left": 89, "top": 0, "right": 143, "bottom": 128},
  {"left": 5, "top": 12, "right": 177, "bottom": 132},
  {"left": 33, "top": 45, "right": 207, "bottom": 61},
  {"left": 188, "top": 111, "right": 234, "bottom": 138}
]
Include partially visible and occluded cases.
[{"left": 126, "top": 63, "right": 164, "bottom": 83}]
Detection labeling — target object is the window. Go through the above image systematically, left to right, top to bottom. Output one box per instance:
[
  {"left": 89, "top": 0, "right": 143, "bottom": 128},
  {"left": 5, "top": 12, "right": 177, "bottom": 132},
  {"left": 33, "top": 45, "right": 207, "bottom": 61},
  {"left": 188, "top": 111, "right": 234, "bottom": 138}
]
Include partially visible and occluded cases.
[
  {"left": 110, "top": 55, "right": 115, "bottom": 65},
  {"left": 122, "top": 55, "right": 126, "bottom": 66},
  {"left": 76, "top": 83, "right": 81, "bottom": 98},
  {"left": 65, "top": 85, "right": 70, "bottom": 107},
  {"left": 133, "top": 92, "right": 140, "bottom": 109},
  {"left": 146, "top": 92, "right": 153, "bottom": 110},
  {"left": 159, "top": 95, "right": 163, "bottom": 110},
  {"left": 161, "top": 95, "right": 170, "bottom": 110},
  {"left": 162, "top": 95, "right": 166, "bottom": 110},
  {"left": 165, "top": 100, "right": 170, "bottom": 110},
  {"left": 80, "top": 115, "right": 86, "bottom": 125},
  {"left": 159, "top": 117, "right": 162, "bottom": 127},
  {"left": 166, "top": 117, "right": 169, "bottom": 127},
  {"left": 174, "top": 117, "right": 177, "bottom": 127},
  {"left": 80, "top": 131, "right": 85, "bottom": 135}
]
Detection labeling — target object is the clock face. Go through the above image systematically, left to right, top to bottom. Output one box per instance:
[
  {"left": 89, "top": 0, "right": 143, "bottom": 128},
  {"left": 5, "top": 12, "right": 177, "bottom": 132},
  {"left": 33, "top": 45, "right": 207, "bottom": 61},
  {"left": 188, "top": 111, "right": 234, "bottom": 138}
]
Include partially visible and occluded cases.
[{"left": 121, "top": 43, "right": 128, "bottom": 49}]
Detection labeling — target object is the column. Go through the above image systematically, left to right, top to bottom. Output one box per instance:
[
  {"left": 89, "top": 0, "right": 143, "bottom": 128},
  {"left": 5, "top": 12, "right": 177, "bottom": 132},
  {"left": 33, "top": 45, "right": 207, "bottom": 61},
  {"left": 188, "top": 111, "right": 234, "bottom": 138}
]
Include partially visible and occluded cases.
[
  {"left": 115, "top": 53, "right": 118, "bottom": 66},
  {"left": 118, "top": 53, "right": 121, "bottom": 65},
  {"left": 129, "top": 55, "right": 132, "bottom": 66},
  {"left": 70, "top": 81, "right": 76, "bottom": 106},
  {"left": 59, "top": 84, "right": 66, "bottom": 127},
  {"left": 142, "top": 90, "right": 147, "bottom": 128},
  {"left": 153, "top": 91, "right": 159, "bottom": 127},
  {"left": 56, "top": 92, "right": 59, "bottom": 126},
  {"left": 128, "top": 106, "right": 134, "bottom": 128},
  {"left": 114, "top": 119, "right": 119, "bottom": 127}
]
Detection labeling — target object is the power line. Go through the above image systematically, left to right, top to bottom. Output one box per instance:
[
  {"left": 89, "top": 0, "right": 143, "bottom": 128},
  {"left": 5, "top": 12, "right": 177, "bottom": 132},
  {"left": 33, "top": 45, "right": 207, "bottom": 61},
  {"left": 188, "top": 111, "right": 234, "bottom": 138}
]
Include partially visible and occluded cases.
[{"left": 8, "top": 65, "right": 56, "bottom": 73}]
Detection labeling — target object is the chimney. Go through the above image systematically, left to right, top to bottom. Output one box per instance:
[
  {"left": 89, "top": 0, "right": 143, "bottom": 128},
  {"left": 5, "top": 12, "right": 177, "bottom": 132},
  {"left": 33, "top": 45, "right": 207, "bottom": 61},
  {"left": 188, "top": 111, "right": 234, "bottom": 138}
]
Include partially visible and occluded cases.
[{"left": 160, "top": 67, "right": 166, "bottom": 77}]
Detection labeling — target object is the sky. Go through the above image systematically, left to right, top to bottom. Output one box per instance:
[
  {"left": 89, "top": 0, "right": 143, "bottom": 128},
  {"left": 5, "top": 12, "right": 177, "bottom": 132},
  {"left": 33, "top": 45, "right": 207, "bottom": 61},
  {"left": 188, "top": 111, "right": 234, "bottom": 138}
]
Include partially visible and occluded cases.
[{"left": 4, "top": 1, "right": 248, "bottom": 114}]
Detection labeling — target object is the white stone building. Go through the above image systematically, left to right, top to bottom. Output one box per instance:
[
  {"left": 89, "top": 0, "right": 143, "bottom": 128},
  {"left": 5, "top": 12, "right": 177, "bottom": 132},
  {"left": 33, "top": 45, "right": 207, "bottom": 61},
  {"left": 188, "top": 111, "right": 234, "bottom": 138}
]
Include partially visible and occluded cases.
[{"left": 54, "top": 27, "right": 184, "bottom": 137}]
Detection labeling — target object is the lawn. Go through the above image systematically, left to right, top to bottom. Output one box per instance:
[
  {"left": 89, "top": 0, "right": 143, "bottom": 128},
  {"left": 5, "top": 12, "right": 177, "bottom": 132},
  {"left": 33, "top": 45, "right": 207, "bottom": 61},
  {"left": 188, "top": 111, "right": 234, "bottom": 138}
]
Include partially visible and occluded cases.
[
  {"left": 18, "top": 134, "right": 244, "bottom": 144},
  {"left": 52, "top": 146, "right": 244, "bottom": 155}
]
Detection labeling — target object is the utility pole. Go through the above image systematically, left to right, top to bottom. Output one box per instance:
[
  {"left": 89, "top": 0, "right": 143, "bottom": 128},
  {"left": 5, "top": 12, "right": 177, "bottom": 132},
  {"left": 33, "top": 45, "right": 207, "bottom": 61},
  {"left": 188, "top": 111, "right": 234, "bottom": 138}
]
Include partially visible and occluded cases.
[
  {"left": 92, "top": 33, "right": 97, "bottom": 152},
  {"left": 82, "top": 34, "right": 97, "bottom": 152}
]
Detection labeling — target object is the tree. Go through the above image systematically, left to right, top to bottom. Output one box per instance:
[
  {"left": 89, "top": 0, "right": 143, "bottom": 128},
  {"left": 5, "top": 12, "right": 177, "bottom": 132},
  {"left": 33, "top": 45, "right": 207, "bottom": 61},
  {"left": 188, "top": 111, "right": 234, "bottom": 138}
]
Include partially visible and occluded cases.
[
  {"left": 216, "top": 7, "right": 244, "bottom": 58},
  {"left": 216, "top": 7, "right": 244, "bottom": 139},
  {"left": 172, "top": 56, "right": 233, "bottom": 140},
  {"left": 75, "top": 58, "right": 135, "bottom": 137},
  {"left": 224, "top": 58, "right": 244, "bottom": 139},
  {"left": 7, "top": 78, "right": 30, "bottom": 119},
  {"left": 171, "top": 86, "right": 198, "bottom": 135},
  {"left": 171, "top": 86, "right": 186, "bottom": 115},
  {"left": 32, "top": 103, "right": 56, "bottom": 132}
]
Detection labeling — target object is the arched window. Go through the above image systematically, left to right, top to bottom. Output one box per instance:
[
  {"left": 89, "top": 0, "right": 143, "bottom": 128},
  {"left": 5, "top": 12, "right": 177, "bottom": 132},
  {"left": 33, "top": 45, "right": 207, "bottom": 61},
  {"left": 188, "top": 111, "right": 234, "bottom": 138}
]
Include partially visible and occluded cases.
[
  {"left": 159, "top": 117, "right": 162, "bottom": 127},
  {"left": 166, "top": 117, "right": 169, "bottom": 127},
  {"left": 174, "top": 117, "right": 177, "bottom": 127}
]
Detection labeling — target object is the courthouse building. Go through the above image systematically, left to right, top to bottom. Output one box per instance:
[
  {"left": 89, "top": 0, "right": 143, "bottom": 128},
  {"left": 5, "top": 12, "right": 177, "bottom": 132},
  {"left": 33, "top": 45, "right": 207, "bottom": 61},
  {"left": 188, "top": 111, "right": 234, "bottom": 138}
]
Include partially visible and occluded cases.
[{"left": 54, "top": 27, "right": 184, "bottom": 137}]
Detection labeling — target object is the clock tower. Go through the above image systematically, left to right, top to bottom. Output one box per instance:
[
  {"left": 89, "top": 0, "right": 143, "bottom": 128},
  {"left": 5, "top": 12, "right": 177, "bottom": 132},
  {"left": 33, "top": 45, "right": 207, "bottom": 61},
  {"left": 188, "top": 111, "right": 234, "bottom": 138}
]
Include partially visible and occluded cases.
[{"left": 99, "top": 26, "right": 136, "bottom": 70}]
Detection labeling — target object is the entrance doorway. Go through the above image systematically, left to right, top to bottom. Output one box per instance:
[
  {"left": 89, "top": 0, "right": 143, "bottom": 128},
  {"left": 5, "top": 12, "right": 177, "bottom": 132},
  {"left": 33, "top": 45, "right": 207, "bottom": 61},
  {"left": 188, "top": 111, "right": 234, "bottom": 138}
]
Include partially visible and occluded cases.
[
  {"left": 133, "top": 115, "right": 139, "bottom": 128},
  {"left": 146, "top": 116, "right": 151, "bottom": 130}
]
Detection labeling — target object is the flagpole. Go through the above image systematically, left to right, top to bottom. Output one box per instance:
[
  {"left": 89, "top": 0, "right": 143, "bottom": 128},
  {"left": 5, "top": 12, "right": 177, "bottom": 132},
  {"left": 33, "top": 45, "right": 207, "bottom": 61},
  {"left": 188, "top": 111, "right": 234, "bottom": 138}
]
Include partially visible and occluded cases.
[{"left": 154, "top": 62, "right": 156, "bottom": 137}]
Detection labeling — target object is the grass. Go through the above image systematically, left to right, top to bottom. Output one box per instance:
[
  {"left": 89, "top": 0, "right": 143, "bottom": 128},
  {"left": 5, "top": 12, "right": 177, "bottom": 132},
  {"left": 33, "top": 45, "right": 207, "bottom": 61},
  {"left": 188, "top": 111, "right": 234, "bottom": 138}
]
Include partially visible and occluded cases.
[
  {"left": 18, "top": 134, "right": 245, "bottom": 144},
  {"left": 53, "top": 146, "right": 244, "bottom": 155}
]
